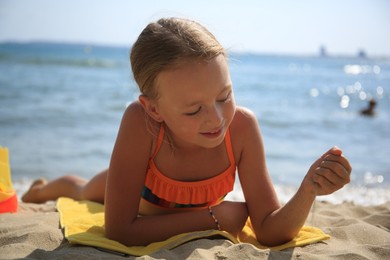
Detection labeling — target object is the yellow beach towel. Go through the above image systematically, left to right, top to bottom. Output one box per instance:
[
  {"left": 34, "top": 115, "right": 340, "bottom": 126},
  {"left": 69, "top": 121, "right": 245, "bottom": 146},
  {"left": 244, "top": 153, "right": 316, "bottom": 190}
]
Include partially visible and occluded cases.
[{"left": 57, "top": 197, "right": 330, "bottom": 256}]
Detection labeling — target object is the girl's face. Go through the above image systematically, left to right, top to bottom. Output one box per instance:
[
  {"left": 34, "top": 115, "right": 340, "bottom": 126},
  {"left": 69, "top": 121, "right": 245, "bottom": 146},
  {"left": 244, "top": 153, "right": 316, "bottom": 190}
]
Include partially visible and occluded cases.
[{"left": 153, "top": 55, "right": 236, "bottom": 149}]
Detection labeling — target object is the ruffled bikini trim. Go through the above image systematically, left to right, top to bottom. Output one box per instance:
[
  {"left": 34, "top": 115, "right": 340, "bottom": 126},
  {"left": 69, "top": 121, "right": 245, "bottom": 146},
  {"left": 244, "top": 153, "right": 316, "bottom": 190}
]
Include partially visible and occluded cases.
[{"left": 144, "top": 161, "right": 236, "bottom": 205}]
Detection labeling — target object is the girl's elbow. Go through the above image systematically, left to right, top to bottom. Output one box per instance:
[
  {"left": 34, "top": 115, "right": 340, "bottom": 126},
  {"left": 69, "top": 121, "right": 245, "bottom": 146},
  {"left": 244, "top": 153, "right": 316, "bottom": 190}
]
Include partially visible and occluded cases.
[
  {"left": 106, "top": 221, "right": 158, "bottom": 247},
  {"left": 105, "top": 224, "right": 139, "bottom": 246},
  {"left": 105, "top": 227, "right": 125, "bottom": 244},
  {"left": 105, "top": 229, "right": 141, "bottom": 247},
  {"left": 255, "top": 230, "right": 297, "bottom": 247}
]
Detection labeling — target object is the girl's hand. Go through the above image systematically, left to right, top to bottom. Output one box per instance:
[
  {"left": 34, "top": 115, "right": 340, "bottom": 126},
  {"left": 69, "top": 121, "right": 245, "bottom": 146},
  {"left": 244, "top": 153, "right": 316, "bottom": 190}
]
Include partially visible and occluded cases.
[
  {"left": 302, "top": 147, "right": 352, "bottom": 196},
  {"left": 212, "top": 201, "right": 248, "bottom": 235}
]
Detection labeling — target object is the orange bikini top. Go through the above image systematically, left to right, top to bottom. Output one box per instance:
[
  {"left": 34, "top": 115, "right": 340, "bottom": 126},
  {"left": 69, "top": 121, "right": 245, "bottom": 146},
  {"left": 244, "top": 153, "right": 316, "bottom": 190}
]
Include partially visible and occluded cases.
[{"left": 141, "top": 125, "right": 236, "bottom": 209}]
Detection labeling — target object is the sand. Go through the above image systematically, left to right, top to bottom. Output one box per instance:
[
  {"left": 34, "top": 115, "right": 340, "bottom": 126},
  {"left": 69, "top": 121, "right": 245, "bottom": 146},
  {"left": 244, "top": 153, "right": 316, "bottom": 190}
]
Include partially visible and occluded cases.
[{"left": 0, "top": 201, "right": 389, "bottom": 259}]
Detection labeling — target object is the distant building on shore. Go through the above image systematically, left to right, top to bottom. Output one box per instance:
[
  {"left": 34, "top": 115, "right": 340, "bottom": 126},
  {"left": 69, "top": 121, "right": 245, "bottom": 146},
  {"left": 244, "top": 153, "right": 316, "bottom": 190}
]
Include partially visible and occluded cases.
[
  {"left": 319, "top": 45, "right": 327, "bottom": 57},
  {"left": 318, "top": 46, "right": 369, "bottom": 58},
  {"left": 357, "top": 49, "right": 367, "bottom": 58}
]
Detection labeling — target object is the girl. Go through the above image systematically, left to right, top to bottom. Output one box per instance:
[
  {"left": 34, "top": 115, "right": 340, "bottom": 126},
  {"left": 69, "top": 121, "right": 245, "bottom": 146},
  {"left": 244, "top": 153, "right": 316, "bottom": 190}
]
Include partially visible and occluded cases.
[{"left": 22, "top": 17, "right": 352, "bottom": 247}]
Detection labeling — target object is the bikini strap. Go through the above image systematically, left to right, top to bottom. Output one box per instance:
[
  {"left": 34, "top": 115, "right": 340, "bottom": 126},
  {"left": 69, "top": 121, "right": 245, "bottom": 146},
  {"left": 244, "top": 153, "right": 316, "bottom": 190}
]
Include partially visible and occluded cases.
[
  {"left": 151, "top": 124, "right": 165, "bottom": 159},
  {"left": 225, "top": 128, "right": 236, "bottom": 165}
]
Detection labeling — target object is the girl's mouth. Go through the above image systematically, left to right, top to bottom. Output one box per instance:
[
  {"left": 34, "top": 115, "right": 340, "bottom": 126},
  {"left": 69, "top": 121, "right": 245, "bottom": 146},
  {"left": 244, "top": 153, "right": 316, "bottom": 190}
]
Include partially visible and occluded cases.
[{"left": 200, "top": 128, "right": 223, "bottom": 138}]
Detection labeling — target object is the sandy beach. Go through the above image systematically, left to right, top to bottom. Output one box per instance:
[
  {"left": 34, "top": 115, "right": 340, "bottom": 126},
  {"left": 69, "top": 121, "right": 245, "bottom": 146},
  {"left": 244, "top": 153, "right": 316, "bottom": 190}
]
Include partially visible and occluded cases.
[{"left": 0, "top": 200, "right": 389, "bottom": 259}]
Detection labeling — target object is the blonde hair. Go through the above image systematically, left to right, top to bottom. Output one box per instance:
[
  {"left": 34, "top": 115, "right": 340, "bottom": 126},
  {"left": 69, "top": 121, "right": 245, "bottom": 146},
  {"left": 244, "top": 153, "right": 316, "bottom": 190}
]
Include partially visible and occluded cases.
[{"left": 130, "top": 17, "right": 226, "bottom": 100}]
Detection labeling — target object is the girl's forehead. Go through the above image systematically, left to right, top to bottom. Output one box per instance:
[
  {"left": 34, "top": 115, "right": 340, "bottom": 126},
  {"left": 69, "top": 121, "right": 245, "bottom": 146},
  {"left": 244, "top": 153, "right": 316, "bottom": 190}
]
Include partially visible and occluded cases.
[{"left": 155, "top": 55, "right": 230, "bottom": 95}]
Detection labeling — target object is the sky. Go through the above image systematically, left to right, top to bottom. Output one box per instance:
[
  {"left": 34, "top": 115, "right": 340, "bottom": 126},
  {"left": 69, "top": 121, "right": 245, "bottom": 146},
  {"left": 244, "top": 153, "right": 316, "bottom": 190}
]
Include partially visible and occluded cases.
[{"left": 0, "top": 0, "right": 389, "bottom": 57}]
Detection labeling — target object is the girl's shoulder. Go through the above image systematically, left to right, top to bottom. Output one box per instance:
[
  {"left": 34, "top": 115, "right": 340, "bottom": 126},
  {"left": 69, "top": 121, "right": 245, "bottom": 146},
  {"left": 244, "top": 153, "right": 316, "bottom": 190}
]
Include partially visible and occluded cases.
[
  {"left": 123, "top": 100, "right": 146, "bottom": 118},
  {"left": 120, "top": 101, "right": 160, "bottom": 154},
  {"left": 123, "top": 101, "right": 160, "bottom": 133},
  {"left": 229, "top": 106, "right": 262, "bottom": 158},
  {"left": 231, "top": 106, "right": 259, "bottom": 132}
]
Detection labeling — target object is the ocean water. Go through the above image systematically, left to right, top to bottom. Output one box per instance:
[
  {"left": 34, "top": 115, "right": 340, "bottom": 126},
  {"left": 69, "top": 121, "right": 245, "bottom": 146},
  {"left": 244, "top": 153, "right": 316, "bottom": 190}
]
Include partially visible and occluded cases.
[{"left": 0, "top": 42, "right": 389, "bottom": 205}]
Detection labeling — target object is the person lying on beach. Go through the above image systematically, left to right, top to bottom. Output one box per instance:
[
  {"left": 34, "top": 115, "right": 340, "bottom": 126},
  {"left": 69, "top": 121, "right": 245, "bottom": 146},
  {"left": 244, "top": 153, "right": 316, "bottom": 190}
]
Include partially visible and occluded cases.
[{"left": 22, "top": 17, "right": 352, "bottom": 247}]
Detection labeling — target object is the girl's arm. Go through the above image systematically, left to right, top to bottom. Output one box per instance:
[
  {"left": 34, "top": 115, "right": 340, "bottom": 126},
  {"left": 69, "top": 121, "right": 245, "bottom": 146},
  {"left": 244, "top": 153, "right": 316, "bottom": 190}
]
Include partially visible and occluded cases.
[
  {"left": 104, "top": 102, "right": 247, "bottom": 246},
  {"left": 234, "top": 108, "right": 351, "bottom": 246},
  {"left": 264, "top": 146, "right": 351, "bottom": 244}
]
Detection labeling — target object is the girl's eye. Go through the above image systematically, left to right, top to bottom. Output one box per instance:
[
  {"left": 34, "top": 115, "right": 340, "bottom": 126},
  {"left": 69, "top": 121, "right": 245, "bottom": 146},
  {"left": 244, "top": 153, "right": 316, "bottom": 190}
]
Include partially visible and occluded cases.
[
  {"left": 218, "top": 92, "right": 232, "bottom": 103},
  {"left": 185, "top": 107, "right": 201, "bottom": 116}
]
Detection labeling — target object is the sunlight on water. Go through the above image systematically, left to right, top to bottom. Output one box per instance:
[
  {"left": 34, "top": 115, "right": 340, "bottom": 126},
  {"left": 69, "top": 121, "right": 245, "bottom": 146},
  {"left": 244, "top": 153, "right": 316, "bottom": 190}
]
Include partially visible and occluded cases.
[
  {"left": 344, "top": 64, "right": 381, "bottom": 75},
  {"left": 310, "top": 88, "right": 319, "bottom": 97},
  {"left": 340, "top": 95, "right": 350, "bottom": 108}
]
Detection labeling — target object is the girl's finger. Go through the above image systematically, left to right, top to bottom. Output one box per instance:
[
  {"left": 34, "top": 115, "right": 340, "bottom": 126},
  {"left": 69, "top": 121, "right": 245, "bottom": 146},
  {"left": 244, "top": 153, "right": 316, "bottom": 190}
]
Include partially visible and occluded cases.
[
  {"left": 309, "top": 146, "right": 340, "bottom": 172},
  {"left": 323, "top": 154, "right": 352, "bottom": 174},
  {"left": 320, "top": 160, "right": 350, "bottom": 182},
  {"left": 314, "top": 167, "right": 341, "bottom": 187},
  {"left": 312, "top": 171, "right": 336, "bottom": 194}
]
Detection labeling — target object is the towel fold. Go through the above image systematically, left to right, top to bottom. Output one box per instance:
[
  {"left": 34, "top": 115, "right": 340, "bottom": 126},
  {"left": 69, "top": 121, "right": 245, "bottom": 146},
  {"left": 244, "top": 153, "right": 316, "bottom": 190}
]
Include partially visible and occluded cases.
[{"left": 57, "top": 197, "right": 330, "bottom": 256}]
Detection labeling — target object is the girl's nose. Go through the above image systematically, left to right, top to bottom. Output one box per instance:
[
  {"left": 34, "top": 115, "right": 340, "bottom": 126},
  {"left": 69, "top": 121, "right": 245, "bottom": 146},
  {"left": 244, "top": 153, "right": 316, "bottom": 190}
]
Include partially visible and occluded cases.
[{"left": 205, "top": 104, "right": 223, "bottom": 126}]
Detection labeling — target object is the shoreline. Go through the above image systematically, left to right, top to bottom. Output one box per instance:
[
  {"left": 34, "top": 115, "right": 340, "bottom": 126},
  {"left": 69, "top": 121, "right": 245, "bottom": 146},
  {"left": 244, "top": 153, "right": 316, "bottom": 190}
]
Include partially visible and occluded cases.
[{"left": 1, "top": 201, "right": 389, "bottom": 259}]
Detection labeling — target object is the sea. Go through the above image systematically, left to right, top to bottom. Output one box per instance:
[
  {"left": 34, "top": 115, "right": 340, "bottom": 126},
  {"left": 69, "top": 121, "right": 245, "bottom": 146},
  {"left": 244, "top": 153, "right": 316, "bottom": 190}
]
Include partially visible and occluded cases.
[{"left": 0, "top": 42, "right": 389, "bottom": 206}]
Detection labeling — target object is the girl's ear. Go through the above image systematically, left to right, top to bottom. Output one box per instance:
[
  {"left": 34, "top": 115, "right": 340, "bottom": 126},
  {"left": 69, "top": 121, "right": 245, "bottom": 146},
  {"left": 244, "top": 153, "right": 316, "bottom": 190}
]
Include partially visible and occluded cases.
[{"left": 138, "top": 95, "right": 163, "bottom": 122}]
